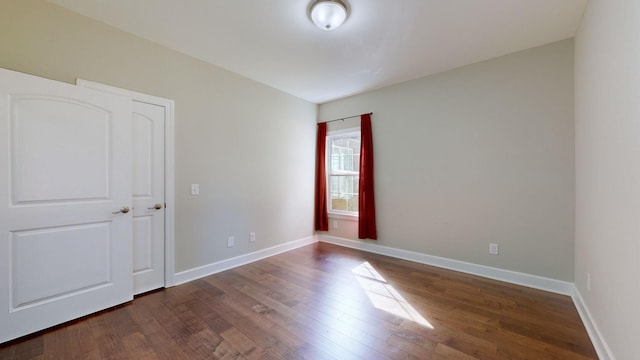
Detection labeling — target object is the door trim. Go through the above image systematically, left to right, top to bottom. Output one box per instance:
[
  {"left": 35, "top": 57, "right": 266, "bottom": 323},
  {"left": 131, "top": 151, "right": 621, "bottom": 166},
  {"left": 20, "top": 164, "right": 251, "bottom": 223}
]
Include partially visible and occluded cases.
[{"left": 76, "top": 79, "right": 176, "bottom": 287}]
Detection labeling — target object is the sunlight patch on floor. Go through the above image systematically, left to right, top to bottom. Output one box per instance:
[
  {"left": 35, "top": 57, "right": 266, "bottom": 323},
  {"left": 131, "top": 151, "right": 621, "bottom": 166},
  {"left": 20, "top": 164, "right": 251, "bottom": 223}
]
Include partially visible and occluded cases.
[{"left": 352, "top": 262, "right": 434, "bottom": 329}]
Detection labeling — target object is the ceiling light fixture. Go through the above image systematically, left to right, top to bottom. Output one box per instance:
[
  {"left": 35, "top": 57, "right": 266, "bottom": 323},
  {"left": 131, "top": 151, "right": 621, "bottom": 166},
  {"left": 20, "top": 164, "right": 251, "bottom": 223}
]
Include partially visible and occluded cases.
[{"left": 310, "top": 0, "right": 349, "bottom": 31}]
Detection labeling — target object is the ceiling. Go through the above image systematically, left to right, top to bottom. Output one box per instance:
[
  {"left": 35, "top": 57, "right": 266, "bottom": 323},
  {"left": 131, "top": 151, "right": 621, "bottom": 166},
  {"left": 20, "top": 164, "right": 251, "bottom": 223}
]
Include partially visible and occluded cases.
[{"left": 48, "top": 0, "right": 587, "bottom": 104}]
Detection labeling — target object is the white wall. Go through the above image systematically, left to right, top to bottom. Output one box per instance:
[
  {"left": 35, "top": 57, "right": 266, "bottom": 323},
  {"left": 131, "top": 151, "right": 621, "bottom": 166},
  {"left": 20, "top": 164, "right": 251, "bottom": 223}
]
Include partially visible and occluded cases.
[
  {"left": 0, "top": 0, "right": 317, "bottom": 273},
  {"left": 574, "top": 0, "right": 640, "bottom": 358},
  {"left": 319, "top": 40, "right": 575, "bottom": 281}
]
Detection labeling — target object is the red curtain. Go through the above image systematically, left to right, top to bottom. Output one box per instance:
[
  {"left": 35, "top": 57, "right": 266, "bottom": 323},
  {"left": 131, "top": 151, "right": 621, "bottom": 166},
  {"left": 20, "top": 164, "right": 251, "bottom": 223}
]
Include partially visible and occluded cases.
[
  {"left": 358, "top": 114, "right": 377, "bottom": 239},
  {"left": 314, "top": 122, "right": 329, "bottom": 231}
]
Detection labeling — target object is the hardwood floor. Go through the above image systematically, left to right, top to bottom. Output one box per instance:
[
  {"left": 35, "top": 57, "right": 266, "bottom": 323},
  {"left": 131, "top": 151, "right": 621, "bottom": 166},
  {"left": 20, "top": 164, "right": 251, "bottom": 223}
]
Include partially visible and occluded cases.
[{"left": 0, "top": 242, "right": 597, "bottom": 359}]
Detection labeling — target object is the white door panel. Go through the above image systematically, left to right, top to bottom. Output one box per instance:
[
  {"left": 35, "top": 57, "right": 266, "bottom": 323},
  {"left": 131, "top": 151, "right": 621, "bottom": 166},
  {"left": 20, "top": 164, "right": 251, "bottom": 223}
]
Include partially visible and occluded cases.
[
  {"left": 0, "top": 68, "right": 133, "bottom": 343},
  {"left": 10, "top": 96, "right": 111, "bottom": 203},
  {"left": 133, "top": 111, "right": 153, "bottom": 197},
  {"left": 133, "top": 215, "right": 153, "bottom": 273},
  {"left": 11, "top": 223, "right": 112, "bottom": 308}
]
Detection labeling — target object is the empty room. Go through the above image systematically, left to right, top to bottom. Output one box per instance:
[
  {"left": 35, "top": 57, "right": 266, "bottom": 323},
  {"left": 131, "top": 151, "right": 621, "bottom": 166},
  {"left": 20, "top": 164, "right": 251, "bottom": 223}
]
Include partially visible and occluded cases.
[{"left": 0, "top": 0, "right": 637, "bottom": 359}]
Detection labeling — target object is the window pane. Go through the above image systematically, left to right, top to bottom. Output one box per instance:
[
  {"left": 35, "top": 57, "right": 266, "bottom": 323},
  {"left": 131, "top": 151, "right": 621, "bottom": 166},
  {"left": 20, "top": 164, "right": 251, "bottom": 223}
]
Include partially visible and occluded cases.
[
  {"left": 330, "top": 136, "right": 360, "bottom": 174},
  {"left": 329, "top": 175, "right": 359, "bottom": 213}
]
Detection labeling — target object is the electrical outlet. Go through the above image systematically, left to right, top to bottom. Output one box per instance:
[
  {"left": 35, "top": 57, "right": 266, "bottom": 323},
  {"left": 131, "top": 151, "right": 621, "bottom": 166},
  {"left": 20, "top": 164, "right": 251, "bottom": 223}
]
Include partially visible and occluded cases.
[
  {"left": 191, "top": 184, "right": 200, "bottom": 195},
  {"left": 333, "top": 220, "right": 338, "bottom": 229},
  {"left": 250, "top": 232, "right": 256, "bottom": 242},
  {"left": 227, "top": 236, "right": 235, "bottom": 248},
  {"left": 489, "top": 243, "right": 499, "bottom": 255}
]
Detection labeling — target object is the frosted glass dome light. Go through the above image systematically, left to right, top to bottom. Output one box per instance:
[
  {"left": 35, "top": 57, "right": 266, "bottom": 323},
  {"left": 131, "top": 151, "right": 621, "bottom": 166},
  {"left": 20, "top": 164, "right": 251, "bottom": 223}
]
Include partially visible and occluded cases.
[{"left": 310, "top": 0, "right": 348, "bottom": 31}]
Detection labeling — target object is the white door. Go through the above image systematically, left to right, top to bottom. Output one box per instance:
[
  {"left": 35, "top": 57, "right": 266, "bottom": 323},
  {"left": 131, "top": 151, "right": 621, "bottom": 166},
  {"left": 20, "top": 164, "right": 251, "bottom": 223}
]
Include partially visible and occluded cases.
[
  {"left": 0, "top": 68, "right": 133, "bottom": 343},
  {"left": 77, "top": 79, "right": 168, "bottom": 295},
  {"left": 131, "top": 100, "right": 165, "bottom": 294}
]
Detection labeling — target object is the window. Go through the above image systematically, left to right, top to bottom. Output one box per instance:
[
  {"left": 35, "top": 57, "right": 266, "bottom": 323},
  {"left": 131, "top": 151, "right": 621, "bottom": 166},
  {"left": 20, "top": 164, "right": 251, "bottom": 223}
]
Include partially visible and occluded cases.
[{"left": 327, "top": 130, "right": 360, "bottom": 216}]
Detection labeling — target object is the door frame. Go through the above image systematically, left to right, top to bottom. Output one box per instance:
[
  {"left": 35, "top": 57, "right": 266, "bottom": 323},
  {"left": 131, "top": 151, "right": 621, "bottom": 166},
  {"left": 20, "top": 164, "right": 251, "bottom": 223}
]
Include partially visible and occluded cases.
[{"left": 77, "top": 79, "right": 176, "bottom": 287}]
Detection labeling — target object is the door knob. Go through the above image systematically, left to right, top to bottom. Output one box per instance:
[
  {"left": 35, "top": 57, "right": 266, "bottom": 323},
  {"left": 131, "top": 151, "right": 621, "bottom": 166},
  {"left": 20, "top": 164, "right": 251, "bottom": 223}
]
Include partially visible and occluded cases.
[
  {"left": 148, "top": 203, "right": 163, "bottom": 210},
  {"left": 112, "top": 206, "right": 130, "bottom": 214}
]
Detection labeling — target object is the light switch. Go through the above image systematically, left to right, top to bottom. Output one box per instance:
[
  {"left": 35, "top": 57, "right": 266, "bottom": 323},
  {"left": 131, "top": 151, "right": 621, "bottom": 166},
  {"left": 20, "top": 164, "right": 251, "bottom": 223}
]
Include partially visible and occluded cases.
[{"left": 191, "top": 184, "right": 200, "bottom": 195}]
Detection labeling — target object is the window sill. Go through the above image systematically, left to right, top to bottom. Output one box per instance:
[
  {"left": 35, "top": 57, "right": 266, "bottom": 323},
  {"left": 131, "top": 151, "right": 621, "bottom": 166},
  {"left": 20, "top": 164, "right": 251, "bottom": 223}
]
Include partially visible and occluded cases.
[{"left": 328, "top": 213, "right": 358, "bottom": 221}]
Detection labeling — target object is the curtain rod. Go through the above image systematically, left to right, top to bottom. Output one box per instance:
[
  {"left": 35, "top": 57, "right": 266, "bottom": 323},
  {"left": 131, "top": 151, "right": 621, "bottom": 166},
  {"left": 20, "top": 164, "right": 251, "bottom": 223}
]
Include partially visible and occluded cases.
[{"left": 320, "top": 112, "right": 373, "bottom": 124}]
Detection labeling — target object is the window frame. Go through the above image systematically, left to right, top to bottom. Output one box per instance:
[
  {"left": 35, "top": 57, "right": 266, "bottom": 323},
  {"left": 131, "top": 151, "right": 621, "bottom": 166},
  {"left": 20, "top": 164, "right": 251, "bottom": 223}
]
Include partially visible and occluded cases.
[{"left": 326, "top": 127, "right": 360, "bottom": 220}]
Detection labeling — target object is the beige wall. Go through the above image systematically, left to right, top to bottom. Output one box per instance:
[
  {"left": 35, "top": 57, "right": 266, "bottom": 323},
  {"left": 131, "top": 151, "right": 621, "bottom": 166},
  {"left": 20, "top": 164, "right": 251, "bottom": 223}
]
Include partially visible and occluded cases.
[
  {"left": 0, "top": 0, "right": 317, "bottom": 272},
  {"left": 574, "top": 0, "right": 640, "bottom": 358},
  {"left": 5, "top": 1, "right": 636, "bottom": 354},
  {"left": 319, "top": 40, "right": 575, "bottom": 281}
]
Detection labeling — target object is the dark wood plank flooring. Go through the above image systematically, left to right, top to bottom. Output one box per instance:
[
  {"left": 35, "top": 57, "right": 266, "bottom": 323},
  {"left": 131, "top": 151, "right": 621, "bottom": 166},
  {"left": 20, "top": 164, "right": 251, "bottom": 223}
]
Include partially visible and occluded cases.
[{"left": 0, "top": 242, "right": 597, "bottom": 359}]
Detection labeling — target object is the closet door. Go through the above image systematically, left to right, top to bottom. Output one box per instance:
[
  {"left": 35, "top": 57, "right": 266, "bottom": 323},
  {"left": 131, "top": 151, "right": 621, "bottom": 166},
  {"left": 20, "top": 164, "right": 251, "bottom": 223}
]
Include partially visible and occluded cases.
[
  {"left": 0, "top": 68, "right": 133, "bottom": 343},
  {"left": 77, "top": 79, "right": 169, "bottom": 295},
  {"left": 130, "top": 100, "right": 165, "bottom": 294}
]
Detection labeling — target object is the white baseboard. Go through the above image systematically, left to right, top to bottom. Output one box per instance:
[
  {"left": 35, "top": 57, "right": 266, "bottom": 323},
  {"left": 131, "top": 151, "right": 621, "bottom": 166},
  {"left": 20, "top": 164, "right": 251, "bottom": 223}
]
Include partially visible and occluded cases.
[
  {"left": 319, "top": 235, "right": 574, "bottom": 295},
  {"left": 172, "top": 236, "right": 318, "bottom": 286},
  {"left": 572, "top": 286, "right": 615, "bottom": 360}
]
